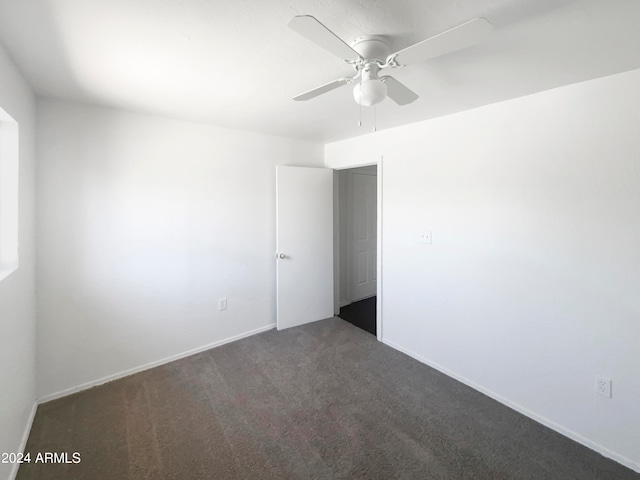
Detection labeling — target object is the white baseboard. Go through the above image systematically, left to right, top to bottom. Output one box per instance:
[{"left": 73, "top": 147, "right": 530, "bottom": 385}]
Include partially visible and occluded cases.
[
  {"left": 39, "top": 324, "right": 276, "bottom": 404},
  {"left": 382, "top": 338, "right": 640, "bottom": 474},
  {"left": 9, "top": 400, "right": 38, "bottom": 480}
]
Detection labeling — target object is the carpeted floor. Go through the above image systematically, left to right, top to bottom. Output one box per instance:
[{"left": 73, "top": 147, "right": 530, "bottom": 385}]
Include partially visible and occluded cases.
[
  {"left": 339, "top": 296, "right": 376, "bottom": 336},
  {"left": 18, "top": 318, "right": 639, "bottom": 480}
]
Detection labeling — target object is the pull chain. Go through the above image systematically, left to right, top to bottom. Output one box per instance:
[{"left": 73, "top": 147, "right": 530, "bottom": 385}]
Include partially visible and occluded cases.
[
  {"left": 358, "top": 100, "right": 362, "bottom": 127},
  {"left": 373, "top": 105, "right": 377, "bottom": 132}
]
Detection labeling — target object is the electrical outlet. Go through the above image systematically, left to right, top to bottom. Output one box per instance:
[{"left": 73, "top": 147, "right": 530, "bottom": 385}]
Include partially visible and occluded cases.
[
  {"left": 420, "top": 232, "right": 432, "bottom": 244},
  {"left": 218, "top": 298, "right": 227, "bottom": 311},
  {"left": 595, "top": 376, "right": 612, "bottom": 398}
]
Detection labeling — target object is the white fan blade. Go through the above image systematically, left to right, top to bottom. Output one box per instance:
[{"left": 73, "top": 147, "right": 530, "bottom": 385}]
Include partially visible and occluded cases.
[
  {"left": 288, "top": 15, "right": 361, "bottom": 63},
  {"left": 389, "top": 17, "right": 492, "bottom": 66},
  {"left": 380, "top": 76, "right": 418, "bottom": 105},
  {"left": 293, "top": 78, "right": 351, "bottom": 101}
]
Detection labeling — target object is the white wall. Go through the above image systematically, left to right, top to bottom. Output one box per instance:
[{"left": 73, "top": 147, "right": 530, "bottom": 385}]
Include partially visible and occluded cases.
[
  {"left": 0, "top": 45, "right": 37, "bottom": 480},
  {"left": 325, "top": 68, "right": 640, "bottom": 472},
  {"left": 36, "top": 99, "right": 323, "bottom": 399}
]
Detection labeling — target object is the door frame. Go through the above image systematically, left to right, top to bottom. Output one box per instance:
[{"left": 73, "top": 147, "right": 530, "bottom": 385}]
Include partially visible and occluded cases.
[{"left": 333, "top": 156, "right": 383, "bottom": 342}]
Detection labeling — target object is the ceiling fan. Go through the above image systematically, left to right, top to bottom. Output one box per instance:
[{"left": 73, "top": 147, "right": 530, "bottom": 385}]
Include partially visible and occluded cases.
[{"left": 288, "top": 15, "right": 492, "bottom": 107}]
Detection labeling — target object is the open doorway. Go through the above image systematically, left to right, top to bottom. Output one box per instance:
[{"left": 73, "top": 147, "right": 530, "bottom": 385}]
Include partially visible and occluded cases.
[{"left": 335, "top": 165, "right": 377, "bottom": 335}]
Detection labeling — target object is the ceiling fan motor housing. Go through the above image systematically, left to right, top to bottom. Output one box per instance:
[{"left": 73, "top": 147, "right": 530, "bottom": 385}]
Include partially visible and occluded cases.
[
  {"left": 351, "top": 35, "right": 390, "bottom": 64},
  {"left": 351, "top": 36, "right": 390, "bottom": 106}
]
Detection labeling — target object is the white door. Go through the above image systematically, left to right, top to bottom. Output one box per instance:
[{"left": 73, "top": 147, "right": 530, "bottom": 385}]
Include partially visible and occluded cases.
[
  {"left": 276, "top": 166, "right": 334, "bottom": 330},
  {"left": 350, "top": 172, "right": 377, "bottom": 301}
]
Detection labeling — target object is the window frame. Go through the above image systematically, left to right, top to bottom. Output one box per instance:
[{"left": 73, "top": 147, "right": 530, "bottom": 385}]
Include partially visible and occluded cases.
[{"left": 0, "top": 106, "right": 19, "bottom": 282}]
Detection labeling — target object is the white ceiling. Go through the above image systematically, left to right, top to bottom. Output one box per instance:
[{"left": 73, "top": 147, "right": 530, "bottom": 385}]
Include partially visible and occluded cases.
[{"left": 1, "top": 0, "right": 639, "bottom": 143}]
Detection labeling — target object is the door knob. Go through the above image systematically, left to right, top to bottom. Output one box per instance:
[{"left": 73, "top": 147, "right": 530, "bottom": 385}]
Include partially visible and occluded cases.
[{"left": 278, "top": 253, "right": 286, "bottom": 259}]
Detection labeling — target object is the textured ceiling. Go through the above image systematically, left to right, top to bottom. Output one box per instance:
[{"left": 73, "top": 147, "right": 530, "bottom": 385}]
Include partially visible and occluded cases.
[{"left": 1, "top": 0, "right": 640, "bottom": 142}]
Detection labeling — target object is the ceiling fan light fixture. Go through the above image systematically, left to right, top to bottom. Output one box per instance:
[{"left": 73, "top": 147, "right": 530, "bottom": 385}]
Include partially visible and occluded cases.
[{"left": 353, "top": 78, "right": 387, "bottom": 106}]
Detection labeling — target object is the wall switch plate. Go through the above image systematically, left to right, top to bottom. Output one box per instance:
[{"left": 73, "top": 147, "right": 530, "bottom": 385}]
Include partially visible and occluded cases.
[
  {"left": 420, "top": 232, "right": 432, "bottom": 244},
  {"left": 219, "top": 298, "right": 227, "bottom": 311},
  {"left": 595, "top": 376, "right": 612, "bottom": 398}
]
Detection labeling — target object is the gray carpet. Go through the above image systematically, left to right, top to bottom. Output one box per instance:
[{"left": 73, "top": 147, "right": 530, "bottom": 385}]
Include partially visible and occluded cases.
[{"left": 18, "top": 317, "right": 639, "bottom": 480}]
